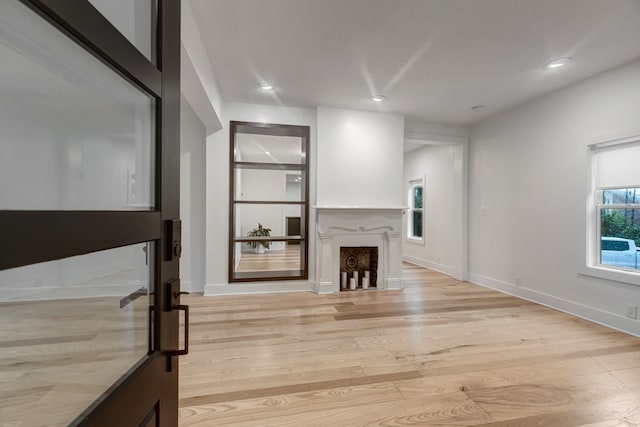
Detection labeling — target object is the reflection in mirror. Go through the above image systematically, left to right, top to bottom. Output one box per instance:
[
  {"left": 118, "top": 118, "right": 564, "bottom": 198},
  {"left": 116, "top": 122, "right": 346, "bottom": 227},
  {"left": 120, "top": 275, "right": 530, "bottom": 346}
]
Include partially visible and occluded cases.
[
  {"left": 230, "top": 121, "right": 309, "bottom": 281},
  {"left": 235, "top": 133, "right": 303, "bottom": 164},
  {"left": 235, "top": 169, "right": 304, "bottom": 202},
  {"left": 286, "top": 173, "right": 303, "bottom": 201},
  {"left": 235, "top": 204, "right": 301, "bottom": 238},
  {"left": 235, "top": 241, "right": 302, "bottom": 273}
]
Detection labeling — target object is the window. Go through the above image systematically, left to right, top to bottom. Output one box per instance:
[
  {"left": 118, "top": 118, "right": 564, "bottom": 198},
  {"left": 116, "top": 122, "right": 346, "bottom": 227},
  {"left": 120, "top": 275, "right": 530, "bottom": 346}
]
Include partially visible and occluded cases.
[
  {"left": 589, "top": 138, "right": 640, "bottom": 279},
  {"left": 408, "top": 179, "right": 424, "bottom": 241},
  {"left": 597, "top": 188, "right": 640, "bottom": 270}
]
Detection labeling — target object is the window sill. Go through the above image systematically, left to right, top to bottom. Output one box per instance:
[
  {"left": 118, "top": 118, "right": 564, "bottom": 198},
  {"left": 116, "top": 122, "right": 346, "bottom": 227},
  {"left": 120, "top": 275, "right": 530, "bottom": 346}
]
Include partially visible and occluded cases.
[
  {"left": 406, "top": 237, "right": 425, "bottom": 246},
  {"left": 579, "top": 265, "right": 640, "bottom": 286}
]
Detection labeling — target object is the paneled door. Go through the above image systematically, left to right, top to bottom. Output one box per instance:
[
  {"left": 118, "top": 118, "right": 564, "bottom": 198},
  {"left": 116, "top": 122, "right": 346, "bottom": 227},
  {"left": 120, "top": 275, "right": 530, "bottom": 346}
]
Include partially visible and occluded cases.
[{"left": 0, "top": 1, "right": 183, "bottom": 426}]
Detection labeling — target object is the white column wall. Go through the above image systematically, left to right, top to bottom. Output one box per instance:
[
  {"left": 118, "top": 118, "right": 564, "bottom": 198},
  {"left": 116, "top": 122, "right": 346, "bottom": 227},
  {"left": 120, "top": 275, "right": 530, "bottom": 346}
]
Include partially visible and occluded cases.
[
  {"left": 180, "top": 95, "right": 207, "bottom": 293},
  {"left": 317, "top": 107, "right": 404, "bottom": 207}
]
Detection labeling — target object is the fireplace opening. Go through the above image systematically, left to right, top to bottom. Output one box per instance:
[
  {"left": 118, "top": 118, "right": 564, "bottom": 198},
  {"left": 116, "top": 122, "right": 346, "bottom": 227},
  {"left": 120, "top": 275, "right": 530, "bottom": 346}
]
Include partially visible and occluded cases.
[{"left": 339, "top": 247, "right": 378, "bottom": 290}]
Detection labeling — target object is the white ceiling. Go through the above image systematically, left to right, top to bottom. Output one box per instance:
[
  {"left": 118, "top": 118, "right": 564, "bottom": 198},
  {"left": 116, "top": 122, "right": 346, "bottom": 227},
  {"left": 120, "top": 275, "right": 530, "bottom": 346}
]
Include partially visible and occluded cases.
[{"left": 190, "top": 0, "right": 640, "bottom": 126}]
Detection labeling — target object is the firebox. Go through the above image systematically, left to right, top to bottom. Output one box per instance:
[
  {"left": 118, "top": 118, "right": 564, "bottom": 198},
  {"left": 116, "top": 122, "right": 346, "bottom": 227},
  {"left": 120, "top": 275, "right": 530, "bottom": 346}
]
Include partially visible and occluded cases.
[{"left": 339, "top": 246, "right": 378, "bottom": 290}]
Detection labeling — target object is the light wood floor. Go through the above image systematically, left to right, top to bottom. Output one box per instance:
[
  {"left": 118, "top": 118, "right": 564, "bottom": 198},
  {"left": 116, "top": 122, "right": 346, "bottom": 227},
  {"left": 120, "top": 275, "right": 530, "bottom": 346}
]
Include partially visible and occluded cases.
[
  {"left": 236, "top": 245, "right": 301, "bottom": 272},
  {"left": 179, "top": 263, "right": 640, "bottom": 426},
  {"left": 0, "top": 296, "right": 148, "bottom": 427}
]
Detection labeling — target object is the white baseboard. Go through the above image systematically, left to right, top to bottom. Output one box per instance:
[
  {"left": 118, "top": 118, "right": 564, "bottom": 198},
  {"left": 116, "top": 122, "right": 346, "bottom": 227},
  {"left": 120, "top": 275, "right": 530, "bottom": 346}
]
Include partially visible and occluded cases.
[
  {"left": 403, "top": 255, "right": 452, "bottom": 276},
  {"left": 469, "top": 272, "right": 640, "bottom": 338},
  {"left": 204, "top": 280, "right": 315, "bottom": 296}
]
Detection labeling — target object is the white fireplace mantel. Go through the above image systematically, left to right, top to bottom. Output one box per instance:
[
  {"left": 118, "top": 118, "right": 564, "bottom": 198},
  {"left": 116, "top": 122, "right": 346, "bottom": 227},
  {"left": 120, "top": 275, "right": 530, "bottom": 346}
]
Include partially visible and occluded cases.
[
  {"left": 313, "top": 205, "right": 407, "bottom": 211},
  {"left": 315, "top": 207, "right": 404, "bottom": 294}
]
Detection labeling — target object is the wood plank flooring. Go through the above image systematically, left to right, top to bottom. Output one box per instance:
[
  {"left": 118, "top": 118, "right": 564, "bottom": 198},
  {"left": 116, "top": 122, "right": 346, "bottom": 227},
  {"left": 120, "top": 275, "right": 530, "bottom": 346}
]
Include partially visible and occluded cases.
[
  {"left": 236, "top": 245, "right": 301, "bottom": 272},
  {"left": 179, "top": 263, "right": 640, "bottom": 426}
]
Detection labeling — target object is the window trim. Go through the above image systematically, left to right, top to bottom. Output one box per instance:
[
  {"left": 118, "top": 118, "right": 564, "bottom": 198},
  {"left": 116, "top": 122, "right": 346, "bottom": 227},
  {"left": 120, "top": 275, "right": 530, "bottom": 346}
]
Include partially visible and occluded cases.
[
  {"left": 582, "top": 137, "right": 640, "bottom": 286},
  {"left": 407, "top": 177, "right": 424, "bottom": 244}
]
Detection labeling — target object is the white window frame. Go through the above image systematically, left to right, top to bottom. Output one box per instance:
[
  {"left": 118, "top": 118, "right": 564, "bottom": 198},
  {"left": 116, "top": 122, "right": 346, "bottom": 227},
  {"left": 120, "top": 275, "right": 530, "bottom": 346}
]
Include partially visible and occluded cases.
[
  {"left": 583, "top": 136, "right": 640, "bottom": 286},
  {"left": 407, "top": 178, "right": 424, "bottom": 244}
]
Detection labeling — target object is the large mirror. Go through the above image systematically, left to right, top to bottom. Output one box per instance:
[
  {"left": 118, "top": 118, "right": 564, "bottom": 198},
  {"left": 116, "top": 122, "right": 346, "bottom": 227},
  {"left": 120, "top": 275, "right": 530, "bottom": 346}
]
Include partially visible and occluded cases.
[{"left": 229, "top": 121, "right": 309, "bottom": 281}]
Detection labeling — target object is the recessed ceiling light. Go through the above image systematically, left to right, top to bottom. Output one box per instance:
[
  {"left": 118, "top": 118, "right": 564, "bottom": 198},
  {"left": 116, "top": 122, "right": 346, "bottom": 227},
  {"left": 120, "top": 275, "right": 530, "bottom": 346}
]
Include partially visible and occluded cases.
[
  {"left": 544, "top": 57, "right": 571, "bottom": 70},
  {"left": 260, "top": 84, "right": 273, "bottom": 91},
  {"left": 372, "top": 95, "right": 387, "bottom": 102},
  {"left": 471, "top": 105, "right": 486, "bottom": 111},
  {"left": 265, "top": 151, "right": 270, "bottom": 155}
]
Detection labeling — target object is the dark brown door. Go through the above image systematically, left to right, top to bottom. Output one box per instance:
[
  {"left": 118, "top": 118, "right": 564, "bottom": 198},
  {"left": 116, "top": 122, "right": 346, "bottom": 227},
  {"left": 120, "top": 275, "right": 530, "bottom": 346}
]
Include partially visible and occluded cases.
[{"left": 0, "top": 1, "right": 182, "bottom": 426}]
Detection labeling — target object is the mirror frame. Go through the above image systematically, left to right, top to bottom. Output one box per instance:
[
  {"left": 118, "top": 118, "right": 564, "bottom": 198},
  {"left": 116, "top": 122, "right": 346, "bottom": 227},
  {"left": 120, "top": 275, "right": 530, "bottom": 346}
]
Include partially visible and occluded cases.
[{"left": 228, "top": 121, "right": 310, "bottom": 282}]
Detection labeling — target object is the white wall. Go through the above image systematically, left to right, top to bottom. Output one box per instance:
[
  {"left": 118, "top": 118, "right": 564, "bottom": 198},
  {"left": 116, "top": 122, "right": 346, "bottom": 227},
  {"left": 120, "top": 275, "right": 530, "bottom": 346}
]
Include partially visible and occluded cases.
[
  {"left": 469, "top": 59, "right": 640, "bottom": 336},
  {"left": 180, "top": 96, "right": 207, "bottom": 293},
  {"left": 205, "top": 102, "right": 317, "bottom": 292},
  {"left": 317, "top": 107, "right": 404, "bottom": 207},
  {"left": 403, "top": 145, "right": 455, "bottom": 274}
]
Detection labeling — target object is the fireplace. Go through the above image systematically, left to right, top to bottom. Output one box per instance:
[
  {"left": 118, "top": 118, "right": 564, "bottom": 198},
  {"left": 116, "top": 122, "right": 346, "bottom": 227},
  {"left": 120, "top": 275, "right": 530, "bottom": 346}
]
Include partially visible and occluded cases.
[
  {"left": 315, "top": 207, "right": 403, "bottom": 293},
  {"left": 340, "top": 246, "right": 378, "bottom": 289}
]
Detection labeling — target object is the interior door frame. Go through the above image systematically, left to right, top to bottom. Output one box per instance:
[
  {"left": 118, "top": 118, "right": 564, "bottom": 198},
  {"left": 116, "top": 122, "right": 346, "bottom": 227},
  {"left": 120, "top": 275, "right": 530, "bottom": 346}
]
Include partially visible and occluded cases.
[{"left": 0, "top": 1, "right": 181, "bottom": 426}]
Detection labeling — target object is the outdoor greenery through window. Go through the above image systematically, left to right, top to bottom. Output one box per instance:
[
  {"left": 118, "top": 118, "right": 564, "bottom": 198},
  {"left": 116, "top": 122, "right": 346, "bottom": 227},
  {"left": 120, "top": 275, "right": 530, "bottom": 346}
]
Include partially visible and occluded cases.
[{"left": 408, "top": 181, "right": 423, "bottom": 240}]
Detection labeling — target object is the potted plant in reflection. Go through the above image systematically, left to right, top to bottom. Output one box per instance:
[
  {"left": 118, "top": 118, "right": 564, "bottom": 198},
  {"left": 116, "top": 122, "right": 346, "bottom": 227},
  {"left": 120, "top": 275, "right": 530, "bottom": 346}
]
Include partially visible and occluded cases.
[{"left": 247, "top": 223, "right": 271, "bottom": 254}]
